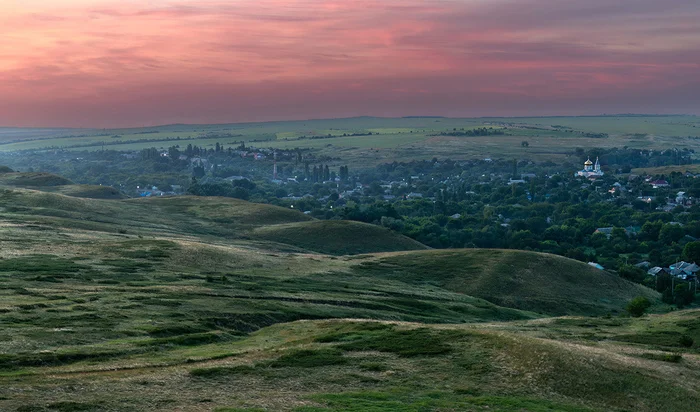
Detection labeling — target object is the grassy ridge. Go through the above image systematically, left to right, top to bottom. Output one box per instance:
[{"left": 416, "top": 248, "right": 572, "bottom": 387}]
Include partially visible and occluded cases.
[
  {"left": 0, "top": 172, "right": 73, "bottom": 186},
  {"left": 252, "top": 220, "right": 429, "bottom": 255},
  {"left": 351, "top": 249, "right": 659, "bottom": 316}
]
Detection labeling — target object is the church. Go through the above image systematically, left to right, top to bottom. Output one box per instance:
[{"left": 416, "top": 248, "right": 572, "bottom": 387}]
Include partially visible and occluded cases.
[{"left": 576, "top": 157, "right": 604, "bottom": 178}]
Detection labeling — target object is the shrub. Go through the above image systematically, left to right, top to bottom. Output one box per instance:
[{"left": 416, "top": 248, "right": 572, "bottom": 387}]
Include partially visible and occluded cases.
[
  {"left": 626, "top": 296, "right": 651, "bottom": 317},
  {"left": 679, "top": 335, "right": 694, "bottom": 348},
  {"left": 268, "top": 348, "right": 348, "bottom": 368},
  {"left": 640, "top": 353, "right": 682, "bottom": 363}
]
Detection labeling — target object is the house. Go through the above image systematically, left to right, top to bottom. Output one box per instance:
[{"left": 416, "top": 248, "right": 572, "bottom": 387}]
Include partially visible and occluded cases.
[
  {"left": 224, "top": 175, "right": 248, "bottom": 181},
  {"left": 508, "top": 179, "right": 526, "bottom": 185},
  {"left": 651, "top": 179, "right": 669, "bottom": 188},
  {"left": 676, "top": 191, "right": 688, "bottom": 204},
  {"left": 406, "top": 192, "right": 423, "bottom": 199},
  {"left": 450, "top": 213, "right": 462, "bottom": 219},
  {"left": 594, "top": 227, "right": 614, "bottom": 238},
  {"left": 594, "top": 227, "right": 636, "bottom": 238},
  {"left": 635, "top": 261, "right": 651, "bottom": 269},
  {"left": 669, "top": 261, "right": 700, "bottom": 278},
  {"left": 588, "top": 262, "right": 605, "bottom": 270},
  {"left": 647, "top": 267, "right": 667, "bottom": 276}
]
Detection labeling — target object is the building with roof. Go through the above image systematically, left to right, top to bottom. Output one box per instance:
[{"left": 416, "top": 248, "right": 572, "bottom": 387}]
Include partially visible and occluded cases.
[{"left": 576, "top": 157, "right": 604, "bottom": 178}]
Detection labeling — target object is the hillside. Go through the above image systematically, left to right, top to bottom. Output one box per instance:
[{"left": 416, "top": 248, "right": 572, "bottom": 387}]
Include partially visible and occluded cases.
[
  {"left": 0, "top": 171, "right": 73, "bottom": 186},
  {"left": 0, "top": 171, "right": 127, "bottom": 199},
  {"left": 0, "top": 176, "right": 695, "bottom": 412},
  {"left": 46, "top": 184, "right": 128, "bottom": 199},
  {"left": 252, "top": 220, "right": 429, "bottom": 255},
  {"left": 351, "top": 249, "right": 659, "bottom": 316},
  {"left": 1, "top": 315, "right": 698, "bottom": 411}
]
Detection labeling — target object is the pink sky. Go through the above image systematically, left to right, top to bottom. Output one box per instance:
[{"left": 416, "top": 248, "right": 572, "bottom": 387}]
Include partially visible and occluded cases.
[{"left": 1, "top": 0, "right": 699, "bottom": 127}]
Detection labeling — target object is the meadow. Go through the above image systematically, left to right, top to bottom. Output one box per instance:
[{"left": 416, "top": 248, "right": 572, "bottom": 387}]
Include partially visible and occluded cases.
[{"left": 0, "top": 176, "right": 698, "bottom": 411}]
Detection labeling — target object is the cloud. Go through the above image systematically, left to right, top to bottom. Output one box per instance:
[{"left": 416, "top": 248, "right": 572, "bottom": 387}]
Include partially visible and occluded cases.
[{"left": 0, "top": 0, "right": 698, "bottom": 126}]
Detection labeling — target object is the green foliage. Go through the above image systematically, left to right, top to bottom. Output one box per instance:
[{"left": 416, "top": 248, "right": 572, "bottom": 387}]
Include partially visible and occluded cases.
[
  {"left": 682, "top": 241, "right": 700, "bottom": 263},
  {"left": 0, "top": 255, "right": 90, "bottom": 277},
  {"left": 618, "top": 265, "right": 646, "bottom": 283},
  {"left": 673, "top": 283, "right": 696, "bottom": 308},
  {"left": 626, "top": 296, "right": 652, "bottom": 317},
  {"left": 318, "top": 326, "right": 454, "bottom": 357},
  {"left": 679, "top": 335, "right": 694, "bottom": 348},
  {"left": 267, "top": 348, "right": 348, "bottom": 368},
  {"left": 639, "top": 352, "right": 682, "bottom": 363},
  {"left": 358, "top": 362, "right": 388, "bottom": 372},
  {"left": 189, "top": 365, "right": 258, "bottom": 378},
  {"left": 300, "top": 391, "right": 596, "bottom": 412},
  {"left": 46, "top": 401, "right": 103, "bottom": 411}
]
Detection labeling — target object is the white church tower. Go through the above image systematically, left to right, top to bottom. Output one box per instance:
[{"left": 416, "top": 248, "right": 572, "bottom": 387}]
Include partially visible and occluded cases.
[{"left": 577, "top": 157, "right": 604, "bottom": 178}]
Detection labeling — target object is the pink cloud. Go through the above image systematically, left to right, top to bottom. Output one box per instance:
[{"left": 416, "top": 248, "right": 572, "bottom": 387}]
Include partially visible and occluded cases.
[{"left": 0, "top": 0, "right": 698, "bottom": 127}]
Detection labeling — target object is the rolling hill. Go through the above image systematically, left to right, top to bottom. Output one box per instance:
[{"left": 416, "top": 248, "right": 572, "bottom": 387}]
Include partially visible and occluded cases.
[
  {"left": 0, "top": 171, "right": 73, "bottom": 186},
  {"left": 0, "top": 172, "right": 694, "bottom": 412},
  {"left": 0, "top": 172, "right": 127, "bottom": 199},
  {"left": 252, "top": 220, "right": 429, "bottom": 255},
  {"left": 351, "top": 249, "right": 659, "bottom": 316}
]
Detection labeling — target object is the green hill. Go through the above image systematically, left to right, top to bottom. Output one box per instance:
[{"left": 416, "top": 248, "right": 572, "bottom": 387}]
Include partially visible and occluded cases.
[
  {"left": 0, "top": 171, "right": 73, "bottom": 186},
  {"left": 0, "top": 172, "right": 127, "bottom": 199},
  {"left": 42, "top": 184, "right": 127, "bottom": 199},
  {"left": 252, "top": 220, "right": 429, "bottom": 255},
  {"left": 351, "top": 249, "right": 659, "bottom": 316}
]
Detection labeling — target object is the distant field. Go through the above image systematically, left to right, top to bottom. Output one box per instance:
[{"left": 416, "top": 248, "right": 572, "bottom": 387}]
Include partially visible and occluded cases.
[
  {"left": 1, "top": 116, "right": 698, "bottom": 166},
  {"left": 631, "top": 165, "right": 700, "bottom": 175}
]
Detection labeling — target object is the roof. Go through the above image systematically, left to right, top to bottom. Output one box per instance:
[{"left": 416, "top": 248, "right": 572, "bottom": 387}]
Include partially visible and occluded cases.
[
  {"left": 584, "top": 159, "right": 593, "bottom": 165},
  {"left": 670, "top": 261, "right": 700, "bottom": 273},
  {"left": 587, "top": 262, "right": 604, "bottom": 270},
  {"left": 647, "top": 267, "right": 666, "bottom": 276}
]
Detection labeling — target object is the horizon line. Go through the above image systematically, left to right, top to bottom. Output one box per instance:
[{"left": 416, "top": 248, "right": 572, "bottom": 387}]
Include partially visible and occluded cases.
[{"left": 1, "top": 113, "right": 697, "bottom": 131}]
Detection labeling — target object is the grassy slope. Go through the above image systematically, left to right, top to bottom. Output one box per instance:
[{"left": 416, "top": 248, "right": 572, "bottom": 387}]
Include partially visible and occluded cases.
[
  {"left": 0, "top": 172, "right": 73, "bottom": 186},
  {"left": 0, "top": 172, "right": 127, "bottom": 199},
  {"left": 0, "top": 182, "right": 694, "bottom": 411},
  {"left": 252, "top": 220, "right": 429, "bottom": 255},
  {"left": 351, "top": 249, "right": 659, "bottom": 316},
  {"left": 0, "top": 316, "right": 698, "bottom": 411}
]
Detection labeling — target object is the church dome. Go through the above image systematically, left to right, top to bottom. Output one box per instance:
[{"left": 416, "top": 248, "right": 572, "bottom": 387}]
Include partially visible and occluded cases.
[{"left": 584, "top": 159, "right": 593, "bottom": 165}]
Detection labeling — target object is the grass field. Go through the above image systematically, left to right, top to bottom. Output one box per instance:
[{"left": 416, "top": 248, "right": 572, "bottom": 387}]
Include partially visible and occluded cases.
[
  {"left": 2, "top": 116, "right": 698, "bottom": 166},
  {"left": 0, "top": 177, "right": 697, "bottom": 411}
]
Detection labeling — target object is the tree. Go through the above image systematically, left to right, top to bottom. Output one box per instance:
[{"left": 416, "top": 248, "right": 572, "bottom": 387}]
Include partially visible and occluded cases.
[
  {"left": 521, "top": 141, "right": 529, "bottom": 147},
  {"left": 659, "top": 223, "right": 685, "bottom": 244},
  {"left": 682, "top": 241, "right": 700, "bottom": 263},
  {"left": 618, "top": 265, "right": 646, "bottom": 283},
  {"left": 674, "top": 283, "right": 695, "bottom": 308},
  {"left": 626, "top": 296, "right": 651, "bottom": 317}
]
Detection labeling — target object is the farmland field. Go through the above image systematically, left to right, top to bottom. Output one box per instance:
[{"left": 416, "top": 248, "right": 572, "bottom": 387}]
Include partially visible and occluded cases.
[{"left": 2, "top": 116, "right": 699, "bottom": 166}]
